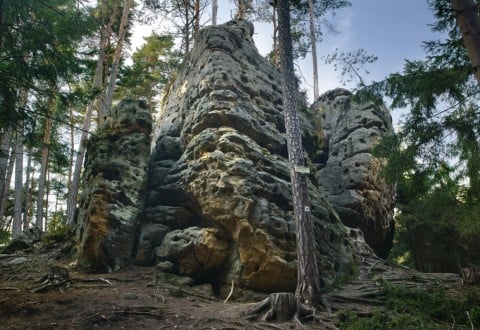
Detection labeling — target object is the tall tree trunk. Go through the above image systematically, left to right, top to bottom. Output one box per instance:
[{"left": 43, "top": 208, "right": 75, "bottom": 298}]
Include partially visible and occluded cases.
[
  {"left": 95, "top": 0, "right": 118, "bottom": 121},
  {"left": 101, "top": 0, "right": 133, "bottom": 118},
  {"left": 194, "top": 0, "right": 200, "bottom": 35},
  {"left": 212, "top": 0, "right": 218, "bottom": 25},
  {"left": 277, "top": 0, "right": 322, "bottom": 306},
  {"left": 307, "top": 0, "right": 319, "bottom": 100},
  {"left": 451, "top": 0, "right": 480, "bottom": 85},
  {"left": 184, "top": 1, "right": 190, "bottom": 54},
  {"left": 272, "top": 5, "right": 279, "bottom": 66},
  {"left": 66, "top": 15, "right": 110, "bottom": 226},
  {"left": 13, "top": 88, "right": 28, "bottom": 237},
  {"left": 35, "top": 103, "right": 53, "bottom": 230},
  {"left": 68, "top": 106, "right": 74, "bottom": 194},
  {"left": 0, "top": 129, "right": 12, "bottom": 222},
  {"left": 12, "top": 131, "right": 23, "bottom": 238},
  {"left": 0, "top": 147, "right": 15, "bottom": 229},
  {"left": 22, "top": 148, "right": 32, "bottom": 229},
  {"left": 45, "top": 168, "right": 51, "bottom": 233}
]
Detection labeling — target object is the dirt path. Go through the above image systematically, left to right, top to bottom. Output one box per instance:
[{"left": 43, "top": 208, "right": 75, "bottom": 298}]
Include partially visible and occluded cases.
[{"left": 0, "top": 241, "right": 466, "bottom": 329}]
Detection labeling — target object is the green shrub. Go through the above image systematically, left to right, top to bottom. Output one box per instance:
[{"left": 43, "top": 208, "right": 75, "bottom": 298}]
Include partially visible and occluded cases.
[{"left": 335, "top": 285, "right": 480, "bottom": 329}]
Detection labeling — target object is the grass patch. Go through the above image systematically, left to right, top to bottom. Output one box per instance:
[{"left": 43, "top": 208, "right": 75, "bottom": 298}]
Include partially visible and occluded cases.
[{"left": 335, "top": 285, "right": 480, "bottom": 329}]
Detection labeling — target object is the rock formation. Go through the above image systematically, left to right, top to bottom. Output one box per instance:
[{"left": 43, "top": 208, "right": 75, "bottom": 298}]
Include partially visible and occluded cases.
[
  {"left": 76, "top": 20, "right": 395, "bottom": 296},
  {"left": 136, "top": 20, "right": 355, "bottom": 293},
  {"left": 310, "top": 89, "right": 395, "bottom": 258},
  {"left": 77, "top": 100, "right": 152, "bottom": 272}
]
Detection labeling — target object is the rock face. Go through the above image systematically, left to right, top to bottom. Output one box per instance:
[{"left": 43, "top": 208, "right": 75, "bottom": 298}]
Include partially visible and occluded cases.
[
  {"left": 137, "top": 20, "right": 355, "bottom": 293},
  {"left": 310, "top": 89, "right": 395, "bottom": 258},
  {"left": 77, "top": 100, "right": 152, "bottom": 272}
]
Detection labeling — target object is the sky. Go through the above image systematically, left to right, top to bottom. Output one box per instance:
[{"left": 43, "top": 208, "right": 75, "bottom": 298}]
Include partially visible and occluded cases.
[{"left": 131, "top": 0, "right": 443, "bottom": 124}]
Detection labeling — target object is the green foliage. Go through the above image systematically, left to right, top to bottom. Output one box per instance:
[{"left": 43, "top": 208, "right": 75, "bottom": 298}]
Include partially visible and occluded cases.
[
  {"left": 0, "top": 0, "right": 96, "bottom": 131},
  {"left": 357, "top": 0, "right": 480, "bottom": 273},
  {"left": 116, "top": 33, "right": 181, "bottom": 106},
  {"left": 324, "top": 49, "right": 378, "bottom": 86},
  {"left": 43, "top": 211, "right": 72, "bottom": 245},
  {"left": 0, "top": 229, "right": 11, "bottom": 246},
  {"left": 336, "top": 286, "right": 480, "bottom": 329}
]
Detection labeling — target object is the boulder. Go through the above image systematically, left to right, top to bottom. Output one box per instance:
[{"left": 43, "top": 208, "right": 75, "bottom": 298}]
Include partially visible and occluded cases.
[
  {"left": 311, "top": 89, "right": 395, "bottom": 257},
  {"left": 77, "top": 99, "right": 152, "bottom": 272},
  {"left": 2, "top": 226, "right": 43, "bottom": 253}
]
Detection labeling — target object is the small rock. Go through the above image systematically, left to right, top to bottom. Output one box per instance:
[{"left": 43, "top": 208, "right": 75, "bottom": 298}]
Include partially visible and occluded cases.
[
  {"left": 4, "top": 257, "right": 29, "bottom": 265},
  {"left": 123, "top": 293, "right": 138, "bottom": 300}
]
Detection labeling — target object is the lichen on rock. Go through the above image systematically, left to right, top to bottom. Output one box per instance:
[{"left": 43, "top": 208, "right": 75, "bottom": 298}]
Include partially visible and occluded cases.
[
  {"left": 138, "top": 19, "right": 356, "bottom": 293},
  {"left": 310, "top": 89, "right": 395, "bottom": 258},
  {"left": 77, "top": 99, "right": 152, "bottom": 272}
]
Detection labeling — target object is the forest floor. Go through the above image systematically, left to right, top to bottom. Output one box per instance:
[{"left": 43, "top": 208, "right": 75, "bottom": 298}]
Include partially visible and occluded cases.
[{"left": 0, "top": 239, "right": 475, "bottom": 330}]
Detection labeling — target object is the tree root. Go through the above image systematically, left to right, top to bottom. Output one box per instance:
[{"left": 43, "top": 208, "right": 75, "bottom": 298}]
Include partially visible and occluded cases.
[
  {"left": 30, "top": 266, "right": 114, "bottom": 293},
  {"left": 245, "top": 292, "right": 313, "bottom": 323}
]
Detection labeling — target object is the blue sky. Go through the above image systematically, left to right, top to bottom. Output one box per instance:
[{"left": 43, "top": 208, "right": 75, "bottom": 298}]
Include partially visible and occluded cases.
[{"left": 132, "top": 1, "right": 445, "bottom": 124}]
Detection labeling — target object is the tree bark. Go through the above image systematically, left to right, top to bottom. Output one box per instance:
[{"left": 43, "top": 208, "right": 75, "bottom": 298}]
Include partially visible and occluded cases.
[
  {"left": 95, "top": 0, "right": 118, "bottom": 121},
  {"left": 101, "top": 0, "right": 133, "bottom": 118},
  {"left": 194, "top": 0, "right": 200, "bottom": 35},
  {"left": 212, "top": 0, "right": 218, "bottom": 25},
  {"left": 277, "top": 0, "right": 322, "bottom": 306},
  {"left": 308, "top": 0, "right": 319, "bottom": 100},
  {"left": 451, "top": 0, "right": 480, "bottom": 86},
  {"left": 66, "top": 14, "right": 110, "bottom": 226},
  {"left": 13, "top": 88, "right": 28, "bottom": 237},
  {"left": 35, "top": 99, "right": 53, "bottom": 230},
  {"left": 0, "top": 129, "right": 12, "bottom": 222},
  {"left": 12, "top": 131, "right": 23, "bottom": 238},
  {"left": 0, "top": 146, "right": 15, "bottom": 229},
  {"left": 22, "top": 148, "right": 32, "bottom": 229}
]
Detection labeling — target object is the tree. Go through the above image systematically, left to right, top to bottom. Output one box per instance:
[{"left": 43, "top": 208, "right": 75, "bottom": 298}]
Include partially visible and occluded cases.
[
  {"left": 0, "top": 0, "right": 96, "bottom": 228},
  {"left": 66, "top": 0, "right": 122, "bottom": 225},
  {"left": 100, "top": 0, "right": 135, "bottom": 118},
  {"left": 148, "top": 0, "right": 209, "bottom": 54},
  {"left": 212, "top": 0, "right": 218, "bottom": 25},
  {"left": 247, "top": 0, "right": 322, "bottom": 323},
  {"left": 277, "top": 0, "right": 322, "bottom": 310},
  {"left": 307, "top": 0, "right": 319, "bottom": 99},
  {"left": 365, "top": 0, "right": 480, "bottom": 273},
  {"left": 116, "top": 33, "right": 181, "bottom": 106}
]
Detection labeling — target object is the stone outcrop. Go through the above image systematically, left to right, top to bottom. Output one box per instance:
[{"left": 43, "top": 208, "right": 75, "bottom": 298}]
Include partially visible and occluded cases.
[
  {"left": 137, "top": 20, "right": 355, "bottom": 293},
  {"left": 310, "top": 89, "right": 395, "bottom": 258},
  {"left": 77, "top": 100, "right": 152, "bottom": 272}
]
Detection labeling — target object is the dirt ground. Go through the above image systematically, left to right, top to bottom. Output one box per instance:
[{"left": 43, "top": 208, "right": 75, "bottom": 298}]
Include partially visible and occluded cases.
[{"left": 0, "top": 241, "right": 325, "bottom": 330}]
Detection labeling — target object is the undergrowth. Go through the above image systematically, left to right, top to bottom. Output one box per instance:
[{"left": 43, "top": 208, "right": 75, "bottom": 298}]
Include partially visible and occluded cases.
[{"left": 335, "top": 285, "right": 480, "bottom": 329}]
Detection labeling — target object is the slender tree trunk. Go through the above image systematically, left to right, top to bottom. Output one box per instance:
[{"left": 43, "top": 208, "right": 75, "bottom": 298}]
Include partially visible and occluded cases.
[
  {"left": 95, "top": 0, "right": 118, "bottom": 121},
  {"left": 101, "top": 0, "right": 133, "bottom": 117},
  {"left": 194, "top": 0, "right": 200, "bottom": 35},
  {"left": 212, "top": 0, "right": 218, "bottom": 25},
  {"left": 277, "top": 0, "right": 322, "bottom": 306},
  {"left": 307, "top": 0, "right": 319, "bottom": 100},
  {"left": 451, "top": 0, "right": 480, "bottom": 86},
  {"left": 185, "top": 1, "right": 190, "bottom": 54},
  {"left": 272, "top": 5, "right": 279, "bottom": 66},
  {"left": 66, "top": 17, "right": 109, "bottom": 226},
  {"left": 13, "top": 88, "right": 28, "bottom": 237},
  {"left": 35, "top": 104, "right": 53, "bottom": 230},
  {"left": 68, "top": 106, "right": 74, "bottom": 193},
  {"left": 0, "top": 129, "right": 12, "bottom": 221},
  {"left": 12, "top": 131, "right": 23, "bottom": 238},
  {"left": 0, "top": 147, "right": 15, "bottom": 228},
  {"left": 22, "top": 148, "right": 32, "bottom": 229},
  {"left": 44, "top": 168, "right": 51, "bottom": 233}
]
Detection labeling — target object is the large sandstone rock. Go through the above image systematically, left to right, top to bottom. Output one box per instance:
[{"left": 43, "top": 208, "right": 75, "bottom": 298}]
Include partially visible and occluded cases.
[
  {"left": 137, "top": 20, "right": 355, "bottom": 293},
  {"left": 311, "top": 89, "right": 395, "bottom": 258},
  {"left": 77, "top": 100, "right": 152, "bottom": 272}
]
